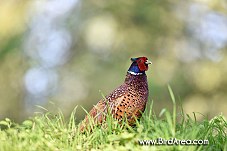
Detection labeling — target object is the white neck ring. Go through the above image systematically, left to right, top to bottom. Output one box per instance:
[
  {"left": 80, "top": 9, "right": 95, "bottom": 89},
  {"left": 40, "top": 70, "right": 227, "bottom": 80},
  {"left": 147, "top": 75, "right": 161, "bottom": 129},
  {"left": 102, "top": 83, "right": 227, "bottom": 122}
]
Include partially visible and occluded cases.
[{"left": 127, "top": 71, "right": 143, "bottom": 75}]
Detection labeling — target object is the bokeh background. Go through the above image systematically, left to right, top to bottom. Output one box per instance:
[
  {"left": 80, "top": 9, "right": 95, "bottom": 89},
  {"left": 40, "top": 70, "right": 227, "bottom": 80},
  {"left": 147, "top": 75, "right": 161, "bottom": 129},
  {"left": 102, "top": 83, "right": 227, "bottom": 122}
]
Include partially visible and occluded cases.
[{"left": 0, "top": 0, "right": 227, "bottom": 122}]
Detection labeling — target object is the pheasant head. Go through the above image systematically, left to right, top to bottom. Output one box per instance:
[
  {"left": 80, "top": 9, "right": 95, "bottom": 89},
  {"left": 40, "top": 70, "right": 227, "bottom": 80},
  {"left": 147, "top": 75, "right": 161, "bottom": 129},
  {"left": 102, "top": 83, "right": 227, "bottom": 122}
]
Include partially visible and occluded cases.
[{"left": 128, "top": 57, "right": 152, "bottom": 75}]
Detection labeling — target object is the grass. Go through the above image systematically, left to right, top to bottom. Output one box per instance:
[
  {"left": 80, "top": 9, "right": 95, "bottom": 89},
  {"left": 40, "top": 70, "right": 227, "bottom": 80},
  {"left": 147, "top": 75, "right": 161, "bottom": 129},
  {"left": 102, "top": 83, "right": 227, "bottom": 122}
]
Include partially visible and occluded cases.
[{"left": 0, "top": 88, "right": 227, "bottom": 151}]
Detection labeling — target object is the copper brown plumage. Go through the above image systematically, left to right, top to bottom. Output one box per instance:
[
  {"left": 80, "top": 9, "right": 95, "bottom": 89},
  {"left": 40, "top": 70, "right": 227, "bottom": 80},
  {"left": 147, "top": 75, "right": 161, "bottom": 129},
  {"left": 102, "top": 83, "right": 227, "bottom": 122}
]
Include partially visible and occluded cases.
[{"left": 80, "top": 57, "right": 152, "bottom": 131}]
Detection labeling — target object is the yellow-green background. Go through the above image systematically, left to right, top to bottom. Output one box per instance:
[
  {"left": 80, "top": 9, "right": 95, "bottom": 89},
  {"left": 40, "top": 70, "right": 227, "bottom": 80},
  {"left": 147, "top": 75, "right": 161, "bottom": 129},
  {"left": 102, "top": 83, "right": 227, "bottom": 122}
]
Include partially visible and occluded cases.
[{"left": 0, "top": 0, "right": 226, "bottom": 122}]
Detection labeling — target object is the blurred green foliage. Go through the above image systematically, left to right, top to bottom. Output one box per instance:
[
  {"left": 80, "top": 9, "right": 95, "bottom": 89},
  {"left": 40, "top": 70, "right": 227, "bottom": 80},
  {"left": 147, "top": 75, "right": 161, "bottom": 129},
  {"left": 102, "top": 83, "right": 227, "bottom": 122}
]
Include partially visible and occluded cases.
[{"left": 0, "top": 0, "right": 227, "bottom": 122}]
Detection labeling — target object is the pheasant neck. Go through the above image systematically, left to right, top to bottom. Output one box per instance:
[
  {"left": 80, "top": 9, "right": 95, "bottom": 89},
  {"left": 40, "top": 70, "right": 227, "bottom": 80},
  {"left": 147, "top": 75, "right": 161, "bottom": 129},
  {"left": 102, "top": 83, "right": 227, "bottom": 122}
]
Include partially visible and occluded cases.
[
  {"left": 128, "top": 62, "right": 145, "bottom": 75},
  {"left": 124, "top": 73, "right": 148, "bottom": 85}
]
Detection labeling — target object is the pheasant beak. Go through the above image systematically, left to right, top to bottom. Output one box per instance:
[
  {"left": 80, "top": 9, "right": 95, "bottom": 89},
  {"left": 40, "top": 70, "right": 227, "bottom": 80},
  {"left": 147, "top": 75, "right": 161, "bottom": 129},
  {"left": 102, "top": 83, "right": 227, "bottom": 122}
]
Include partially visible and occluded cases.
[{"left": 145, "top": 60, "right": 152, "bottom": 65}]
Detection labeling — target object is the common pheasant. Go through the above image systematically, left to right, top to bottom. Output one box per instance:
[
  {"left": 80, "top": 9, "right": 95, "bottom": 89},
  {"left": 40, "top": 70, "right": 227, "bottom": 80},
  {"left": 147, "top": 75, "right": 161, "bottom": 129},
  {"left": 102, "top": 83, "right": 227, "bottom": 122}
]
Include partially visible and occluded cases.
[{"left": 80, "top": 57, "right": 152, "bottom": 131}]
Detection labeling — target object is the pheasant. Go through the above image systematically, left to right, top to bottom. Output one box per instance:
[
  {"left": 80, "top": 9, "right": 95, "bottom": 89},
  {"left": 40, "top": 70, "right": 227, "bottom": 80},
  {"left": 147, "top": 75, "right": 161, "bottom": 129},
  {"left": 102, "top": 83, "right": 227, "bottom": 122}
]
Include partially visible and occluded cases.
[{"left": 80, "top": 57, "right": 152, "bottom": 131}]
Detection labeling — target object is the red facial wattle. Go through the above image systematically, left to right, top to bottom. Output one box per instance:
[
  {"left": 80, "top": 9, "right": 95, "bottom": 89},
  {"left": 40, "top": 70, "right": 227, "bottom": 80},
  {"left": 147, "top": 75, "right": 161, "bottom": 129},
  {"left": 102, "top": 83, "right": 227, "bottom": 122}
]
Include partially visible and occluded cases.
[{"left": 136, "top": 57, "right": 149, "bottom": 71}]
